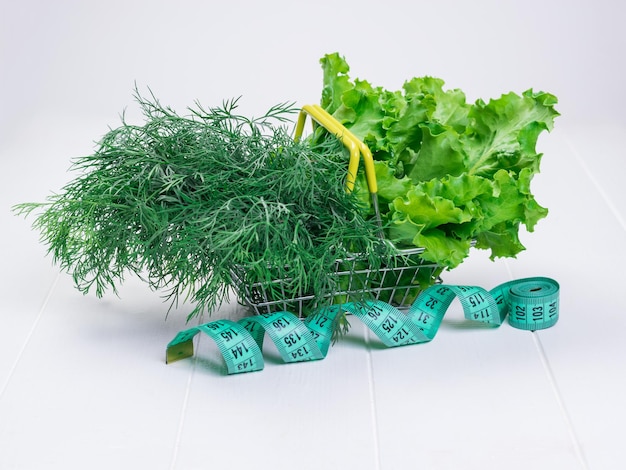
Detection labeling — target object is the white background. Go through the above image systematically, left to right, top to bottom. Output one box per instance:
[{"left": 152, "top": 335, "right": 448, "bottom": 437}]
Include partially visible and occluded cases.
[{"left": 1, "top": 1, "right": 625, "bottom": 469}]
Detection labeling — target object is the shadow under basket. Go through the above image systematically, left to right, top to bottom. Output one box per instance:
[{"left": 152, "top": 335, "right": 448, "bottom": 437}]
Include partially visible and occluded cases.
[{"left": 232, "top": 247, "right": 443, "bottom": 317}]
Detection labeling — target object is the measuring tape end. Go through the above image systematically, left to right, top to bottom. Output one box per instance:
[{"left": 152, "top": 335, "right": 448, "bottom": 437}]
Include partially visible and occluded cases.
[{"left": 166, "top": 339, "right": 194, "bottom": 364}]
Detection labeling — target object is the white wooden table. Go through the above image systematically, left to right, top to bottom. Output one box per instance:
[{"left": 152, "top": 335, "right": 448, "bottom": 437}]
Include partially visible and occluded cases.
[{"left": 1, "top": 1, "right": 624, "bottom": 468}]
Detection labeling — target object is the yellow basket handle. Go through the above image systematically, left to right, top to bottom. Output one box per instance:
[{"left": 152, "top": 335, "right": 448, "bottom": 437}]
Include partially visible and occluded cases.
[
  {"left": 293, "top": 104, "right": 382, "bottom": 234},
  {"left": 294, "top": 104, "right": 377, "bottom": 194}
]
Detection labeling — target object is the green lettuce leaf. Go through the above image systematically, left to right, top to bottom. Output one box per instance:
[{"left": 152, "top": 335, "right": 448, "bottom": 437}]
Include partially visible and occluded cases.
[
  {"left": 318, "top": 52, "right": 559, "bottom": 269},
  {"left": 460, "top": 90, "right": 559, "bottom": 178},
  {"left": 409, "top": 123, "right": 465, "bottom": 181},
  {"left": 414, "top": 229, "right": 474, "bottom": 267}
]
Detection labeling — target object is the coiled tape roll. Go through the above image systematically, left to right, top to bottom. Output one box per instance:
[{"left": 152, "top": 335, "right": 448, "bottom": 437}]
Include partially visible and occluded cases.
[{"left": 166, "top": 277, "right": 559, "bottom": 374}]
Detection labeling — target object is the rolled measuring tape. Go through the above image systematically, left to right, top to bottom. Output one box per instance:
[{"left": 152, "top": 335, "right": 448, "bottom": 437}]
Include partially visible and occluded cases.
[{"left": 166, "top": 277, "right": 559, "bottom": 374}]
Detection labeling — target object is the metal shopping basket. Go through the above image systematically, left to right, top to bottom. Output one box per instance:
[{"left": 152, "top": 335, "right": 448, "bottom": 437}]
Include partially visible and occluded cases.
[{"left": 233, "top": 104, "right": 443, "bottom": 317}]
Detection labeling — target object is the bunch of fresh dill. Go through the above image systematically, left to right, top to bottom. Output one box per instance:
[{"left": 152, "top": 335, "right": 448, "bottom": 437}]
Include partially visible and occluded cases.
[{"left": 14, "top": 91, "right": 392, "bottom": 319}]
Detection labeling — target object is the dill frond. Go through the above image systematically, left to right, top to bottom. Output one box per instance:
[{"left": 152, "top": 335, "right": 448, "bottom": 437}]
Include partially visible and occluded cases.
[{"left": 14, "top": 91, "right": 391, "bottom": 322}]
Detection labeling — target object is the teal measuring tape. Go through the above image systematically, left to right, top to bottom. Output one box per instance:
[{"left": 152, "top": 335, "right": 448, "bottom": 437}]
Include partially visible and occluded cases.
[{"left": 166, "top": 277, "right": 559, "bottom": 374}]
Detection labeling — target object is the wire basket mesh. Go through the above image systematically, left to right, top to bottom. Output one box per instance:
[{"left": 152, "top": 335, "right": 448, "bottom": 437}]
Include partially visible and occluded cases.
[{"left": 233, "top": 247, "right": 442, "bottom": 317}]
